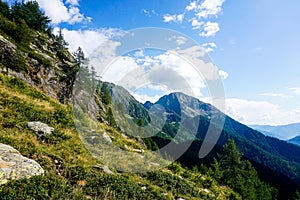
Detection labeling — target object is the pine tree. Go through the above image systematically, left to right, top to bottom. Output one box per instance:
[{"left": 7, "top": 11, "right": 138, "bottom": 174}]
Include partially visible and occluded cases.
[
  {"left": 0, "top": 1, "right": 10, "bottom": 18},
  {"left": 11, "top": 1, "right": 50, "bottom": 31},
  {"left": 73, "top": 47, "right": 88, "bottom": 67},
  {"left": 101, "top": 83, "right": 111, "bottom": 105},
  {"left": 106, "top": 107, "right": 116, "bottom": 127},
  {"left": 211, "top": 139, "right": 277, "bottom": 200}
]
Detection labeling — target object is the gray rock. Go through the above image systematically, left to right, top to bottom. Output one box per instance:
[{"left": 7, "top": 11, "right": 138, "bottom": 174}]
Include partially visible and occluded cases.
[
  {"left": 26, "top": 121, "right": 54, "bottom": 137},
  {"left": 103, "top": 133, "right": 112, "bottom": 144},
  {"left": 0, "top": 143, "right": 44, "bottom": 185},
  {"left": 103, "top": 165, "right": 113, "bottom": 174}
]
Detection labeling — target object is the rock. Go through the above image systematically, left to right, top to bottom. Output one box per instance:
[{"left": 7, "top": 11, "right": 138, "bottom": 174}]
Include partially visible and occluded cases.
[
  {"left": 26, "top": 121, "right": 54, "bottom": 137},
  {"left": 103, "top": 133, "right": 112, "bottom": 144},
  {"left": 0, "top": 143, "right": 44, "bottom": 185},
  {"left": 132, "top": 149, "right": 144, "bottom": 153},
  {"left": 149, "top": 162, "right": 160, "bottom": 167},
  {"left": 103, "top": 165, "right": 113, "bottom": 174},
  {"left": 141, "top": 186, "right": 147, "bottom": 190},
  {"left": 203, "top": 189, "right": 210, "bottom": 193}
]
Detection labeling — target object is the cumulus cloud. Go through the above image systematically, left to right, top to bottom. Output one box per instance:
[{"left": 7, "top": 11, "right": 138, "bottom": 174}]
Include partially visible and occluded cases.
[
  {"left": 35, "top": 0, "right": 89, "bottom": 24},
  {"left": 65, "top": 0, "right": 79, "bottom": 6},
  {"left": 164, "top": 0, "right": 225, "bottom": 38},
  {"left": 194, "top": 0, "right": 226, "bottom": 18},
  {"left": 186, "top": 1, "right": 198, "bottom": 11},
  {"left": 163, "top": 14, "right": 184, "bottom": 23},
  {"left": 190, "top": 18, "right": 203, "bottom": 30},
  {"left": 200, "top": 22, "right": 220, "bottom": 37},
  {"left": 53, "top": 28, "right": 116, "bottom": 56},
  {"left": 202, "top": 42, "right": 217, "bottom": 52},
  {"left": 91, "top": 46, "right": 214, "bottom": 101},
  {"left": 218, "top": 70, "right": 228, "bottom": 79},
  {"left": 133, "top": 93, "right": 162, "bottom": 104},
  {"left": 224, "top": 98, "right": 300, "bottom": 125}
]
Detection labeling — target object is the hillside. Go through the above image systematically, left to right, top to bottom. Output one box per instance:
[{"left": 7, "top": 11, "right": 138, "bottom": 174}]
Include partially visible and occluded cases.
[
  {"left": 0, "top": 1, "right": 295, "bottom": 199},
  {"left": 0, "top": 1, "right": 242, "bottom": 199},
  {"left": 144, "top": 92, "right": 300, "bottom": 199},
  {"left": 288, "top": 136, "right": 300, "bottom": 146}
]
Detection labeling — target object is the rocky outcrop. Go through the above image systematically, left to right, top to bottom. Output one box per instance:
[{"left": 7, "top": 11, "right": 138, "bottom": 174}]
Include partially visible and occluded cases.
[
  {"left": 0, "top": 33, "right": 77, "bottom": 103},
  {"left": 26, "top": 121, "right": 54, "bottom": 137},
  {"left": 0, "top": 143, "right": 44, "bottom": 185}
]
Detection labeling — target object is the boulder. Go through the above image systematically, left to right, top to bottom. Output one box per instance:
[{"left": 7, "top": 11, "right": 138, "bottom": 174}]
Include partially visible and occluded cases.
[
  {"left": 26, "top": 121, "right": 54, "bottom": 137},
  {"left": 0, "top": 143, "right": 44, "bottom": 185}
]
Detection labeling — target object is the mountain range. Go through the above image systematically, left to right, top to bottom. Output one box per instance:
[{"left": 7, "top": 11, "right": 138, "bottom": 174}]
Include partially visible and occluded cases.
[
  {"left": 0, "top": 1, "right": 300, "bottom": 198},
  {"left": 103, "top": 83, "right": 300, "bottom": 198},
  {"left": 250, "top": 123, "right": 300, "bottom": 140}
]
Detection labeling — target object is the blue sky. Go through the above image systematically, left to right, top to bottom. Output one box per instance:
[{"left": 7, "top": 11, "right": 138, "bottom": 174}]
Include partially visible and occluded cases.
[{"left": 10, "top": 0, "right": 300, "bottom": 125}]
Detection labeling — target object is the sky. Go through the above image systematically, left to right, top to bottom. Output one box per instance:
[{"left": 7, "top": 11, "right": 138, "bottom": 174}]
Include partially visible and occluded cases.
[{"left": 8, "top": 0, "right": 300, "bottom": 126}]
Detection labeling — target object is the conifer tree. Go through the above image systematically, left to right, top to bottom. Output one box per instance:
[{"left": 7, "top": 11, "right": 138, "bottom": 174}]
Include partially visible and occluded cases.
[{"left": 211, "top": 139, "right": 277, "bottom": 200}]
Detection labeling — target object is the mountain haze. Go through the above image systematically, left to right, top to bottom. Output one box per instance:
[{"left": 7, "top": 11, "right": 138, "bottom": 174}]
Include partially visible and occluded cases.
[{"left": 250, "top": 123, "right": 300, "bottom": 140}]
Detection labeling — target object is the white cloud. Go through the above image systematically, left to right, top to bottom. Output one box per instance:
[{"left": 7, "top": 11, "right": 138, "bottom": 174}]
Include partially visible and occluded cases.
[
  {"left": 35, "top": 0, "right": 89, "bottom": 24},
  {"left": 65, "top": 0, "right": 79, "bottom": 6},
  {"left": 164, "top": 0, "right": 225, "bottom": 38},
  {"left": 195, "top": 0, "right": 226, "bottom": 18},
  {"left": 186, "top": 1, "right": 197, "bottom": 11},
  {"left": 142, "top": 9, "right": 158, "bottom": 17},
  {"left": 163, "top": 14, "right": 184, "bottom": 23},
  {"left": 191, "top": 18, "right": 203, "bottom": 29},
  {"left": 200, "top": 22, "right": 220, "bottom": 37},
  {"left": 53, "top": 28, "right": 113, "bottom": 56},
  {"left": 175, "top": 36, "right": 187, "bottom": 45},
  {"left": 202, "top": 42, "right": 217, "bottom": 52},
  {"left": 92, "top": 47, "right": 213, "bottom": 101},
  {"left": 218, "top": 70, "right": 228, "bottom": 79},
  {"left": 289, "top": 87, "right": 300, "bottom": 95},
  {"left": 133, "top": 93, "right": 162, "bottom": 104},
  {"left": 260, "top": 93, "right": 292, "bottom": 98},
  {"left": 225, "top": 98, "right": 300, "bottom": 125}
]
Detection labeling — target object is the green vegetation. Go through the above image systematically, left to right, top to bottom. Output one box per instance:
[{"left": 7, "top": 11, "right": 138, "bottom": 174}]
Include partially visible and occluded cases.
[
  {"left": 0, "top": 1, "right": 299, "bottom": 198},
  {"left": 0, "top": 74, "right": 238, "bottom": 199},
  {"left": 101, "top": 83, "right": 112, "bottom": 105},
  {"left": 209, "top": 139, "right": 277, "bottom": 200}
]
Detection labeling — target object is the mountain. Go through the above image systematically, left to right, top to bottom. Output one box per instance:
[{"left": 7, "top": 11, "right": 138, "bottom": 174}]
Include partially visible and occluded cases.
[
  {"left": 0, "top": 1, "right": 244, "bottom": 198},
  {"left": 0, "top": 1, "right": 297, "bottom": 199},
  {"left": 144, "top": 92, "right": 300, "bottom": 199},
  {"left": 250, "top": 123, "right": 300, "bottom": 140},
  {"left": 288, "top": 136, "right": 300, "bottom": 146}
]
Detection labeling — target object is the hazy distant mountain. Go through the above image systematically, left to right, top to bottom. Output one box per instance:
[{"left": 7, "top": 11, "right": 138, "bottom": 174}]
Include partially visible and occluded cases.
[
  {"left": 250, "top": 123, "right": 300, "bottom": 140},
  {"left": 288, "top": 135, "right": 300, "bottom": 146}
]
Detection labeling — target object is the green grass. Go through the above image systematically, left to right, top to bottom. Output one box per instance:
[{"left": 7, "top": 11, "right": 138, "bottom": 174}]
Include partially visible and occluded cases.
[{"left": 0, "top": 74, "right": 238, "bottom": 199}]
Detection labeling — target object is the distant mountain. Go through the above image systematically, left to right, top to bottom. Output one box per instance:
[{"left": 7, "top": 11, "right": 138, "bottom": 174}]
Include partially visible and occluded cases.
[
  {"left": 144, "top": 92, "right": 300, "bottom": 192},
  {"left": 250, "top": 123, "right": 300, "bottom": 140},
  {"left": 288, "top": 135, "right": 300, "bottom": 146}
]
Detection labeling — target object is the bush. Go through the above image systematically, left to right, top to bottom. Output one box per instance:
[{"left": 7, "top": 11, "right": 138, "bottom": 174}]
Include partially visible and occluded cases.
[{"left": 0, "top": 174, "right": 81, "bottom": 200}]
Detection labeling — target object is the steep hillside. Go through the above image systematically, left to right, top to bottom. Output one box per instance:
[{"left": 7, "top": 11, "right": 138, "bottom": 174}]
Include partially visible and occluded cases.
[
  {"left": 0, "top": 1, "right": 241, "bottom": 199},
  {"left": 0, "top": 72, "right": 240, "bottom": 199}
]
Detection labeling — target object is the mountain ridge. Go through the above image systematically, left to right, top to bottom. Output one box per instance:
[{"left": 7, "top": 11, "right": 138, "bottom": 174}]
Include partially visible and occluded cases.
[{"left": 250, "top": 122, "right": 300, "bottom": 140}]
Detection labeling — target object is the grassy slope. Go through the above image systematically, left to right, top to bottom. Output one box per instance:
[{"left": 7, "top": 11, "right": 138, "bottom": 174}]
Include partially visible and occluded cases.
[{"left": 0, "top": 74, "right": 239, "bottom": 200}]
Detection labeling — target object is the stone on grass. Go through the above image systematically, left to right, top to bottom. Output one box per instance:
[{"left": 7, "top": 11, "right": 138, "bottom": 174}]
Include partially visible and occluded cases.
[
  {"left": 26, "top": 121, "right": 54, "bottom": 137},
  {"left": 0, "top": 143, "right": 44, "bottom": 185}
]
